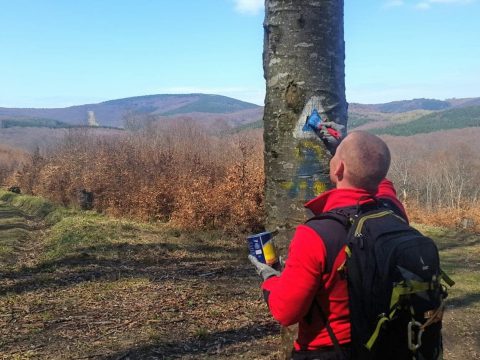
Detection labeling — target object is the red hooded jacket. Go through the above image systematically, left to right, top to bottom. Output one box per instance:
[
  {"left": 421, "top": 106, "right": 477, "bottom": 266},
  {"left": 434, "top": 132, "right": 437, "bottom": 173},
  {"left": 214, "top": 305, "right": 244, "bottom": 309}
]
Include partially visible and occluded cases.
[{"left": 262, "top": 179, "right": 407, "bottom": 351}]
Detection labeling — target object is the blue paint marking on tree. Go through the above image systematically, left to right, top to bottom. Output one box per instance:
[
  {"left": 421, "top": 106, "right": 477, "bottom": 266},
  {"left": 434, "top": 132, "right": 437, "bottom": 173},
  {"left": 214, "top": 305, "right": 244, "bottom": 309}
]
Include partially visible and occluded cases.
[{"left": 302, "top": 108, "right": 322, "bottom": 132}]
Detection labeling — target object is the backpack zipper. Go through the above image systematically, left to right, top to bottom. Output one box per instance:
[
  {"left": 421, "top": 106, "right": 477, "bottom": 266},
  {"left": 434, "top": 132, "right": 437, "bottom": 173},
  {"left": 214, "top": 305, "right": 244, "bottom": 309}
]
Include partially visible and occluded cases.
[{"left": 354, "top": 210, "right": 393, "bottom": 237}]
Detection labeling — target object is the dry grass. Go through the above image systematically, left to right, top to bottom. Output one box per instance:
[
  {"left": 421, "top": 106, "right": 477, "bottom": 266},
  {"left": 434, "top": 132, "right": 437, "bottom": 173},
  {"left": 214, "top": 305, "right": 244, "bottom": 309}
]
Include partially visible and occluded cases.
[
  {"left": 0, "top": 194, "right": 280, "bottom": 359},
  {"left": 406, "top": 203, "right": 480, "bottom": 232}
]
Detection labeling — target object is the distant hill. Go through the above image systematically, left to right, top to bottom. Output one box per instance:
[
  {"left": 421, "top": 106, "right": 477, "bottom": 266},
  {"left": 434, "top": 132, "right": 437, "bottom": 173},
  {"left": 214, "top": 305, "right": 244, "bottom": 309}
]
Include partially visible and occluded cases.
[
  {"left": 0, "top": 94, "right": 262, "bottom": 128},
  {"left": 1, "top": 94, "right": 479, "bottom": 135},
  {"left": 348, "top": 97, "right": 480, "bottom": 134},
  {"left": 349, "top": 97, "right": 480, "bottom": 115},
  {"left": 446, "top": 97, "right": 480, "bottom": 108},
  {"left": 350, "top": 98, "right": 450, "bottom": 113},
  {"left": 371, "top": 106, "right": 480, "bottom": 136},
  {"left": 348, "top": 109, "right": 436, "bottom": 131}
]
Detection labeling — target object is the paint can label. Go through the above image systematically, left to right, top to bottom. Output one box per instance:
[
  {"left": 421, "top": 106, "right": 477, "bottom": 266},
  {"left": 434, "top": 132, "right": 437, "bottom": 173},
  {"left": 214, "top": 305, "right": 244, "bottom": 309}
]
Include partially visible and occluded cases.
[{"left": 247, "top": 231, "right": 278, "bottom": 266}]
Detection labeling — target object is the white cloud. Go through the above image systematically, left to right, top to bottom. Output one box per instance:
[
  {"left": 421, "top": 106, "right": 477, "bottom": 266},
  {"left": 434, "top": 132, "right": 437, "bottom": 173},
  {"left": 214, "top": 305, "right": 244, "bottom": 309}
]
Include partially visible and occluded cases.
[
  {"left": 234, "top": 0, "right": 264, "bottom": 15},
  {"left": 384, "top": 0, "right": 405, "bottom": 7},
  {"left": 415, "top": 0, "right": 475, "bottom": 9},
  {"left": 429, "top": 0, "right": 474, "bottom": 3},
  {"left": 415, "top": 2, "right": 432, "bottom": 9}
]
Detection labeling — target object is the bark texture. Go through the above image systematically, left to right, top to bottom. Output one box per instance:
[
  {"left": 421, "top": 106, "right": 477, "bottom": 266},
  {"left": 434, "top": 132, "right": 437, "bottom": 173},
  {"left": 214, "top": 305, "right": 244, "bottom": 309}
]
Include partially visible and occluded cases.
[
  {"left": 263, "top": 0, "right": 347, "bottom": 251},
  {"left": 262, "top": 3, "right": 347, "bottom": 357}
]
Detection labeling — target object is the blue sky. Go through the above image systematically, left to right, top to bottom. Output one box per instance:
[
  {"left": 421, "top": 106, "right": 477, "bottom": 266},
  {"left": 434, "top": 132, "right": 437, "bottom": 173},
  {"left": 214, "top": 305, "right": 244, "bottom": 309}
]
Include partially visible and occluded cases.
[{"left": 0, "top": 0, "right": 478, "bottom": 107}]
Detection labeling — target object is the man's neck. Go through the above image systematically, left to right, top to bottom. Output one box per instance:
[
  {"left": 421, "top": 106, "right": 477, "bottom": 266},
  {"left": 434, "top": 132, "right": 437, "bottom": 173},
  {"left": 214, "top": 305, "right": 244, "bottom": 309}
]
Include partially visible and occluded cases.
[{"left": 336, "top": 181, "right": 377, "bottom": 194}]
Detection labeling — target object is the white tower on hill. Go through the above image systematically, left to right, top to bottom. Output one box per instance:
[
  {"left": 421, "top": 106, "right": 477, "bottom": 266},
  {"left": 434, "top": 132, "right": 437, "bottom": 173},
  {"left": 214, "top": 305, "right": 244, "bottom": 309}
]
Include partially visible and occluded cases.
[{"left": 87, "top": 111, "right": 99, "bottom": 127}]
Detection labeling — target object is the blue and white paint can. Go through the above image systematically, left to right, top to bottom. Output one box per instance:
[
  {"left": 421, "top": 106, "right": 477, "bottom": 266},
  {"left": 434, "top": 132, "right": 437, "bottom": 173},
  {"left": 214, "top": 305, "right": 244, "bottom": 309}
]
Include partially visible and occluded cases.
[{"left": 247, "top": 231, "right": 279, "bottom": 266}]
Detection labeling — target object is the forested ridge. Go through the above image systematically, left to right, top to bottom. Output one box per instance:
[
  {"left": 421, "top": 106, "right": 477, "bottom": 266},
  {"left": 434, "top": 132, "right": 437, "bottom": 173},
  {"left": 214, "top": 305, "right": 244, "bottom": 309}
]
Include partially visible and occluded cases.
[
  {"left": 2, "top": 94, "right": 480, "bottom": 135},
  {"left": 372, "top": 105, "right": 480, "bottom": 135}
]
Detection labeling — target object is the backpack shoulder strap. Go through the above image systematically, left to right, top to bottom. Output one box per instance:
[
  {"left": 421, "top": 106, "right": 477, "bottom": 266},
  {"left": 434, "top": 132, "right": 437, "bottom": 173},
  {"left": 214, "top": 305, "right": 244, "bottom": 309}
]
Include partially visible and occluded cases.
[
  {"left": 306, "top": 207, "right": 354, "bottom": 227},
  {"left": 304, "top": 209, "right": 352, "bottom": 274},
  {"left": 304, "top": 210, "right": 352, "bottom": 358},
  {"left": 313, "top": 298, "right": 346, "bottom": 358}
]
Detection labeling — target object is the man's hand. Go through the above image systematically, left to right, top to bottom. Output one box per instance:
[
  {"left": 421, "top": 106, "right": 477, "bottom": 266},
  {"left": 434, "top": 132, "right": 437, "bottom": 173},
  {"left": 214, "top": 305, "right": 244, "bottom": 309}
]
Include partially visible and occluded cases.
[
  {"left": 303, "top": 109, "right": 345, "bottom": 155},
  {"left": 317, "top": 121, "right": 344, "bottom": 155},
  {"left": 248, "top": 255, "right": 280, "bottom": 281}
]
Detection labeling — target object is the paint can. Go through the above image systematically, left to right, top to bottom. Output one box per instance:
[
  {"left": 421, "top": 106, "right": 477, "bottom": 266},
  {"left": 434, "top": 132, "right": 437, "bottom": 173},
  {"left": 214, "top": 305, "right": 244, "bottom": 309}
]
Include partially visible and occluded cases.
[{"left": 247, "top": 231, "right": 279, "bottom": 266}]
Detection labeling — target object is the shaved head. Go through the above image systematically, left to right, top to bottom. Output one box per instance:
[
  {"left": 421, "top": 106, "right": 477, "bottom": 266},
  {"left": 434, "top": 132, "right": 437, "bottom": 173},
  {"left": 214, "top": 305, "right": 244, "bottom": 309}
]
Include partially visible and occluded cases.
[{"left": 330, "top": 131, "right": 391, "bottom": 192}]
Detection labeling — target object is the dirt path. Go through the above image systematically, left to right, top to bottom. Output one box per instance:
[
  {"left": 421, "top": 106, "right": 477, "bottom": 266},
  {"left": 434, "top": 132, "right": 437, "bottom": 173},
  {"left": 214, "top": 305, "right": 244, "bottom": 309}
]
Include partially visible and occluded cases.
[
  {"left": 0, "top": 200, "right": 478, "bottom": 359},
  {"left": 0, "top": 201, "right": 44, "bottom": 269}
]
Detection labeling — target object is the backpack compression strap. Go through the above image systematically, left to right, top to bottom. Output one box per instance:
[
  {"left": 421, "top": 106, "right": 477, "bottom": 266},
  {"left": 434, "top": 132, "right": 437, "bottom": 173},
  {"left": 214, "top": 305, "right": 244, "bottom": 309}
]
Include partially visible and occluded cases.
[
  {"left": 365, "top": 276, "right": 455, "bottom": 351},
  {"left": 365, "top": 280, "right": 434, "bottom": 351}
]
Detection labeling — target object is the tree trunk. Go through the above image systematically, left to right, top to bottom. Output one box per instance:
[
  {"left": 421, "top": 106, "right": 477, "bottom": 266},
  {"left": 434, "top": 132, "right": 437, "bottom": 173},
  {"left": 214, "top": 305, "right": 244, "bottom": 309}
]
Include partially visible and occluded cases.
[{"left": 262, "top": 0, "right": 347, "bottom": 357}]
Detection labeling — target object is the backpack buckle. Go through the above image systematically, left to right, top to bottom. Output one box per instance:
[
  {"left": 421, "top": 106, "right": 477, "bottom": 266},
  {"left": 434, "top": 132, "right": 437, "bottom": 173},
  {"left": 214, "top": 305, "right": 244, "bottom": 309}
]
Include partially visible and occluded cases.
[{"left": 407, "top": 320, "right": 424, "bottom": 352}]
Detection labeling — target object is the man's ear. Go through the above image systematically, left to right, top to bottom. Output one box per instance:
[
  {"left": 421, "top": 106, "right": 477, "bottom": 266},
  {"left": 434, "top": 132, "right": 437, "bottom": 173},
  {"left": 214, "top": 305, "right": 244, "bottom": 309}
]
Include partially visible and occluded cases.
[{"left": 334, "top": 160, "right": 344, "bottom": 181}]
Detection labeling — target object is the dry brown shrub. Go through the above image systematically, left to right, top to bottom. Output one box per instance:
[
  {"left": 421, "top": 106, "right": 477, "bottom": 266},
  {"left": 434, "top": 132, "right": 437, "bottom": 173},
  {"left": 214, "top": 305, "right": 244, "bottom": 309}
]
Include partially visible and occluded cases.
[
  {"left": 13, "top": 122, "right": 265, "bottom": 232},
  {"left": 9, "top": 125, "right": 480, "bottom": 233},
  {"left": 0, "top": 144, "right": 28, "bottom": 186}
]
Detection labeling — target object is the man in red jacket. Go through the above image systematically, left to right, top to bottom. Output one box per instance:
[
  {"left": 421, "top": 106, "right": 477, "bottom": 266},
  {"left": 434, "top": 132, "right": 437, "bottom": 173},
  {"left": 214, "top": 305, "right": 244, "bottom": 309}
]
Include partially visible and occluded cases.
[{"left": 249, "top": 129, "right": 407, "bottom": 360}]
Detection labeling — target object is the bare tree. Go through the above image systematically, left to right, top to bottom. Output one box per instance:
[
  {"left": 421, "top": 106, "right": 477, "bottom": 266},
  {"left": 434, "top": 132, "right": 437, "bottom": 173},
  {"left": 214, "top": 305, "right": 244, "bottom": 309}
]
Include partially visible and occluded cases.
[{"left": 262, "top": 0, "right": 347, "bottom": 357}]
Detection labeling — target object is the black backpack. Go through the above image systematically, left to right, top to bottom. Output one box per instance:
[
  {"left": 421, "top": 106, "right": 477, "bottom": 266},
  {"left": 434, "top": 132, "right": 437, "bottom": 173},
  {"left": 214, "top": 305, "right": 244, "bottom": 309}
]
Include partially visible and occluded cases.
[{"left": 306, "top": 199, "right": 454, "bottom": 360}]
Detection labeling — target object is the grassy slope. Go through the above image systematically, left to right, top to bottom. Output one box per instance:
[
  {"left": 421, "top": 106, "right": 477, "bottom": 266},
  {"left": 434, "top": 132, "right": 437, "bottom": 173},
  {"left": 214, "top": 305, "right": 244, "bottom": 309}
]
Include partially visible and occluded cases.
[
  {"left": 371, "top": 106, "right": 480, "bottom": 136},
  {"left": 348, "top": 109, "right": 434, "bottom": 129},
  {"left": 0, "top": 191, "right": 279, "bottom": 359},
  {"left": 0, "top": 192, "right": 478, "bottom": 359}
]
